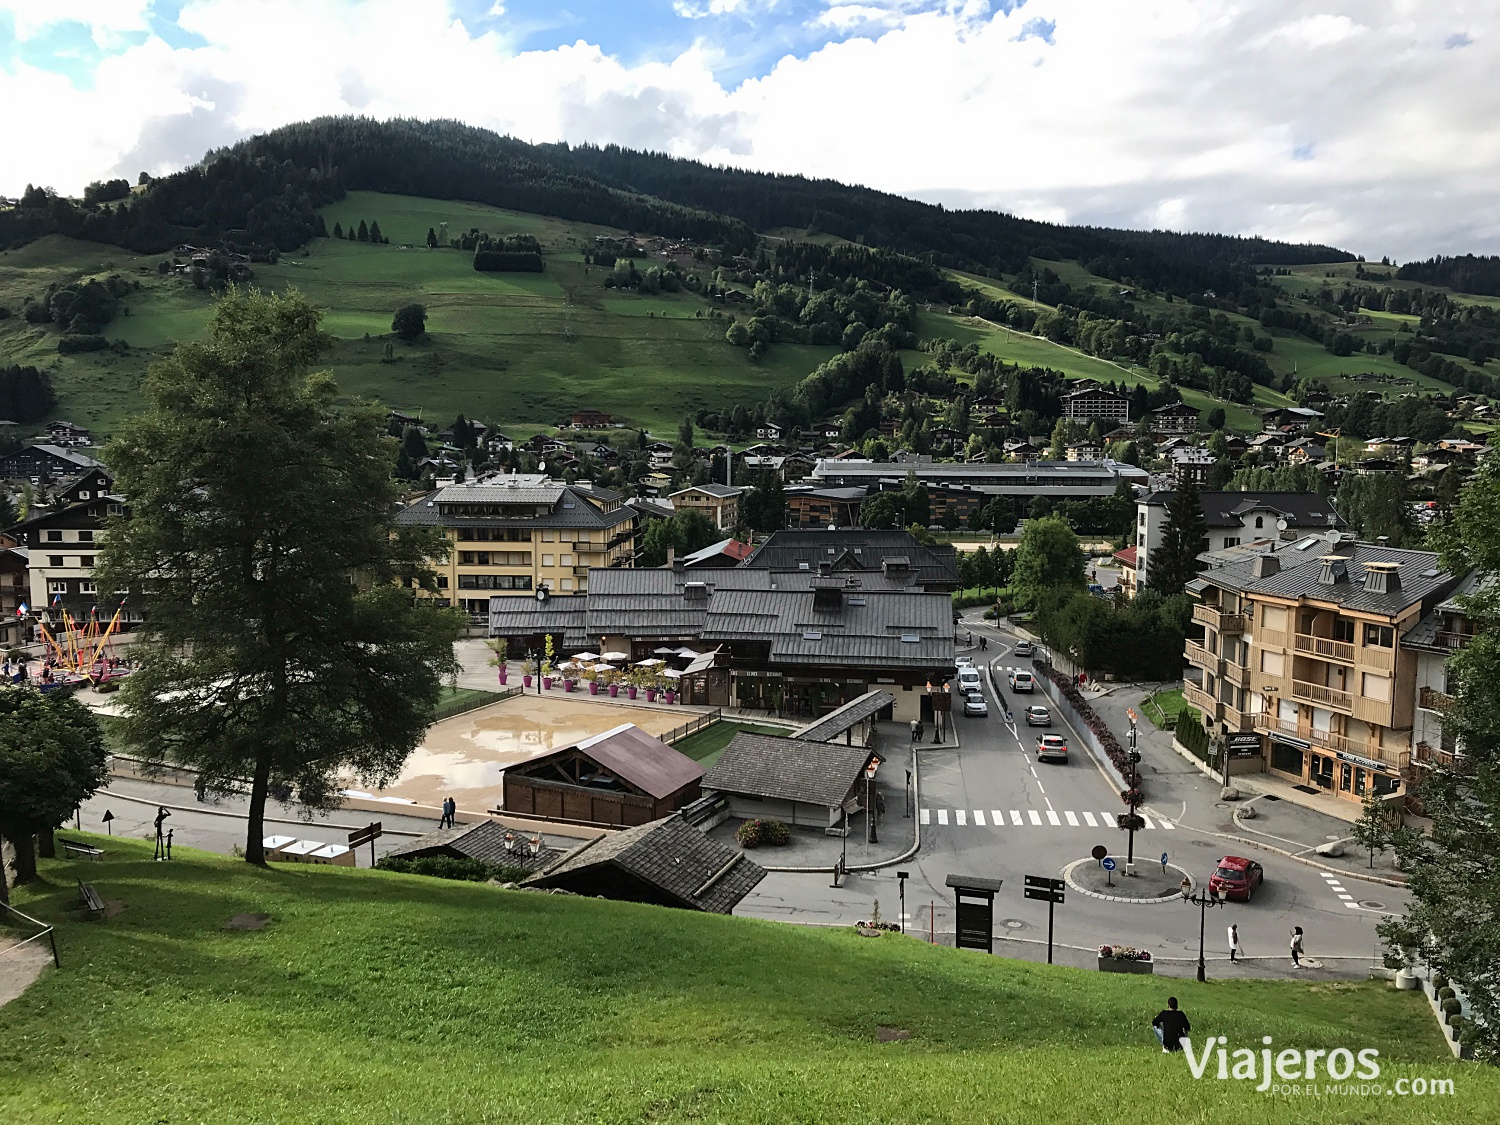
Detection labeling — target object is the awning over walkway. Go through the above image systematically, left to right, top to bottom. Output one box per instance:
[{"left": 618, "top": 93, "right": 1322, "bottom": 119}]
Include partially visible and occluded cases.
[{"left": 790, "top": 689, "right": 896, "bottom": 743}]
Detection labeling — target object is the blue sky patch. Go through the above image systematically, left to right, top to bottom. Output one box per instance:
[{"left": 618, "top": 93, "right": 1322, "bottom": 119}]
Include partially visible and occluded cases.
[{"left": 1015, "top": 16, "right": 1055, "bottom": 45}]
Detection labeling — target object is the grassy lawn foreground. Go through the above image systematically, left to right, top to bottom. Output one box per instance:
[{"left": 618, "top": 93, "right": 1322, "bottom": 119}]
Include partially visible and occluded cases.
[{"left": 0, "top": 838, "right": 1488, "bottom": 1124}]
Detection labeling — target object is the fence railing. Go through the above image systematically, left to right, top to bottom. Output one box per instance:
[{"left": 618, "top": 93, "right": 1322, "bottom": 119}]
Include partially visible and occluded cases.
[
  {"left": 431, "top": 686, "right": 519, "bottom": 723},
  {"left": 663, "top": 708, "right": 723, "bottom": 746},
  {"left": 1, "top": 902, "right": 59, "bottom": 969}
]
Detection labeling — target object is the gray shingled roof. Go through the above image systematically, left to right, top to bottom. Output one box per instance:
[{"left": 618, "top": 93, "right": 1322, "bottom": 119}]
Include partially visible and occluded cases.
[
  {"left": 395, "top": 479, "right": 635, "bottom": 532},
  {"left": 672, "top": 483, "right": 743, "bottom": 498},
  {"left": 1140, "top": 491, "right": 1343, "bottom": 530},
  {"left": 741, "top": 530, "right": 959, "bottom": 588},
  {"left": 1203, "top": 541, "right": 1458, "bottom": 615},
  {"left": 1402, "top": 570, "right": 1493, "bottom": 649},
  {"left": 487, "top": 596, "right": 590, "bottom": 647},
  {"left": 791, "top": 690, "right": 896, "bottom": 742},
  {"left": 535, "top": 722, "right": 702, "bottom": 800},
  {"left": 704, "top": 732, "right": 875, "bottom": 808},
  {"left": 524, "top": 813, "right": 765, "bottom": 913},
  {"left": 384, "top": 820, "right": 560, "bottom": 872}
]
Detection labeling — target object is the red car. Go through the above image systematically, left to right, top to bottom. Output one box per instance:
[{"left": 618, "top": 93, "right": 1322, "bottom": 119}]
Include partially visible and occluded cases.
[{"left": 1209, "top": 856, "right": 1265, "bottom": 901}]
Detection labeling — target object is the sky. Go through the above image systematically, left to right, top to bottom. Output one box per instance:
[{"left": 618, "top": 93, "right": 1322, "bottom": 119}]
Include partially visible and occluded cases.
[{"left": 1, "top": 0, "right": 1497, "bottom": 261}]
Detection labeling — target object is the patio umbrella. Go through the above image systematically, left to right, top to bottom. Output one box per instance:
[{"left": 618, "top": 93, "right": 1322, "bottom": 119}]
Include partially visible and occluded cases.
[
  {"left": 652, "top": 647, "right": 680, "bottom": 656},
  {"left": 574, "top": 651, "right": 600, "bottom": 662},
  {"left": 602, "top": 651, "right": 630, "bottom": 662},
  {"left": 634, "top": 658, "right": 665, "bottom": 667},
  {"left": 591, "top": 663, "right": 616, "bottom": 673},
  {"left": 661, "top": 668, "right": 684, "bottom": 679}
]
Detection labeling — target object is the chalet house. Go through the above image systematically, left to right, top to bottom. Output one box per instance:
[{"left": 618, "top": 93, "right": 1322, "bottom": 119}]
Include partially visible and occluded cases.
[
  {"left": 1061, "top": 386, "right": 1130, "bottom": 424},
  {"left": 1150, "top": 402, "right": 1200, "bottom": 434},
  {"left": 569, "top": 409, "right": 614, "bottom": 429},
  {"left": 46, "top": 421, "right": 92, "bottom": 447},
  {"left": 756, "top": 422, "right": 784, "bottom": 441},
  {"left": 807, "top": 423, "right": 842, "bottom": 442},
  {"left": 1285, "top": 439, "right": 1327, "bottom": 465},
  {"left": 1065, "top": 443, "right": 1103, "bottom": 462},
  {"left": 0, "top": 445, "right": 103, "bottom": 484},
  {"left": 1169, "top": 447, "right": 1216, "bottom": 486},
  {"left": 669, "top": 484, "right": 743, "bottom": 531},
  {"left": 784, "top": 485, "right": 868, "bottom": 529},
  {"left": 502, "top": 723, "right": 703, "bottom": 828},
  {"left": 704, "top": 727, "right": 884, "bottom": 830},
  {"left": 383, "top": 820, "right": 560, "bottom": 876}
]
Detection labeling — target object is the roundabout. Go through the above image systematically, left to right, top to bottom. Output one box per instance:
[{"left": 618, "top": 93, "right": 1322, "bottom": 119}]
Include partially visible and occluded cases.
[{"left": 1064, "top": 855, "right": 1196, "bottom": 904}]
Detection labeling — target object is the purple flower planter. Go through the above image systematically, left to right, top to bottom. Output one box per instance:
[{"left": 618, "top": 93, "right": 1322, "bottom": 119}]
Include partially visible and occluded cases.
[
  {"left": 522, "top": 675, "right": 532, "bottom": 688},
  {"left": 542, "top": 677, "right": 553, "bottom": 690},
  {"left": 589, "top": 682, "right": 599, "bottom": 695},
  {"left": 608, "top": 684, "right": 619, "bottom": 698},
  {"left": 627, "top": 686, "right": 638, "bottom": 700},
  {"left": 645, "top": 688, "right": 657, "bottom": 703},
  {"left": 664, "top": 691, "right": 676, "bottom": 704}
]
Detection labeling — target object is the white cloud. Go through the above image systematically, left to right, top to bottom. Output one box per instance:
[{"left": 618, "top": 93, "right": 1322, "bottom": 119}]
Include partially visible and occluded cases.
[
  {"left": 0, "top": 0, "right": 154, "bottom": 47},
  {"left": 2, "top": 0, "right": 1499, "bottom": 258}
]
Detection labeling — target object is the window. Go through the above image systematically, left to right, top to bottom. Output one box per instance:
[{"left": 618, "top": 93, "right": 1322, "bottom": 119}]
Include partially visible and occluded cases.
[
  {"left": 78, "top": 491, "right": 90, "bottom": 500},
  {"left": 1254, "top": 516, "right": 1264, "bottom": 529},
  {"left": 46, "top": 530, "right": 62, "bottom": 542},
  {"left": 78, "top": 530, "right": 93, "bottom": 542},
  {"left": 542, "top": 531, "right": 555, "bottom": 542},
  {"left": 1222, "top": 537, "right": 1240, "bottom": 549},
  {"left": 458, "top": 552, "right": 474, "bottom": 565},
  {"left": 541, "top": 554, "right": 554, "bottom": 568},
  {"left": 561, "top": 554, "right": 573, "bottom": 567},
  {"left": 48, "top": 556, "right": 64, "bottom": 567},
  {"left": 79, "top": 557, "right": 94, "bottom": 568},
  {"left": 457, "top": 574, "right": 531, "bottom": 590},
  {"left": 436, "top": 576, "right": 449, "bottom": 590},
  {"left": 560, "top": 578, "right": 573, "bottom": 592},
  {"left": 47, "top": 580, "right": 66, "bottom": 594},
  {"left": 79, "top": 581, "right": 96, "bottom": 595},
  {"left": 1262, "top": 606, "right": 1287, "bottom": 631},
  {"left": 1332, "top": 617, "right": 1355, "bottom": 643},
  {"left": 1363, "top": 623, "right": 1394, "bottom": 648},
  {"left": 1260, "top": 650, "right": 1284, "bottom": 676},
  {"left": 1362, "top": 672, "right": 1391, "bottom": 702}
]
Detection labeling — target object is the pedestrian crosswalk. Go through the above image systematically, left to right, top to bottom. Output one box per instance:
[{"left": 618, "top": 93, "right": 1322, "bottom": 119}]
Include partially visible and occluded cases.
[
  {"left": 920, "top": 807, "right": 1176, "bottom": 830},
  {"left": 1320, "top": 870, "right": 1361, "bottom": 909}
]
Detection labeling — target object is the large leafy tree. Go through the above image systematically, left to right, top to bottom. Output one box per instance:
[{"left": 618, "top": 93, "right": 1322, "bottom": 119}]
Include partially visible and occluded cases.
[
  {"left": 96, "top": 288, "right": 462, "bottom": 865},
  {"left": 1381, "top": 455, "right": 1500, "bottom": 1058},
  {"left": 1147, "top": 480, "right": 1208, "bottom": 596},
  {"left": 639, "top": 509, "right": 718, "bottom": 567},
  {"left": 1011, "top": 515, "right": 1085, "bottom": 608},
  {"left": 0, "top": 691, "right": 107, "bottom": 901}
]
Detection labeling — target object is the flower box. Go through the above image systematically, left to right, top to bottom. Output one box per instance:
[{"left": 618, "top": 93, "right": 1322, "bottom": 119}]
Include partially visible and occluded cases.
[
  {"left": 497, "top": 671, "right": 508, "bottom": 686},
  {"left": 522, "top": 675, "right": 533, "bottom": 688},
  {"left": 542, "top": 677, "right": 553, "bottom": 690},
  {"left": 563, "top": 679, "right": 575, "bottom": 692},
  {"left": 589, "top": 682, "right": 599, "bottom": 695},
  {"left": 608, "top": 684, "right": 619, "bottom": 698},
  {"left": 627, "top": 686, "right": 638, "bottom": 700},
  {"left": 645, "top": 688, "right": 657, "bottom": 703},
  {"left": 664, "top": 690, "right": 676, "bottom": 704},
  {"left": 1098, "top": 956, "right": 1155, "bottom": 974}
]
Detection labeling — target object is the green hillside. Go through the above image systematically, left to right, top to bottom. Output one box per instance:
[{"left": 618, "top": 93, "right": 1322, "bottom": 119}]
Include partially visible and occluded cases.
[
  {"left": 0, "top": 193, "right": 835, "bottom": 438},
  {"left": 1, "top": 836, "right": 1484, "bottom": 1124}
]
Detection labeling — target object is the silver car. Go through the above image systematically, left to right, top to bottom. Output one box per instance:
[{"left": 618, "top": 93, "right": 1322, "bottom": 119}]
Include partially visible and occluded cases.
[
  {"left": 963, "top": 690, "right": 988, "bottom": 717},
  {"left": 1024, "top": 705, "right": 1051, "bottom": 726}
]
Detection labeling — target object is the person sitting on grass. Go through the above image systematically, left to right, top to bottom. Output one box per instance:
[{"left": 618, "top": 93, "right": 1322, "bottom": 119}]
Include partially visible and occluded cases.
[{"left": 1151, "top": 997, "right": 1191, "bottom": 1053}]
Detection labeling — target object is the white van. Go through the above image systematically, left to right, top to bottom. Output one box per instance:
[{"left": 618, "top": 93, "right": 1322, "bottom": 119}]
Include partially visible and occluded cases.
[
  {"left": 957, "top": 668, "right": 982, "bottom": 694},
  {"left": 1008, "top": 669, "right": 1035, "bottom": 693}
]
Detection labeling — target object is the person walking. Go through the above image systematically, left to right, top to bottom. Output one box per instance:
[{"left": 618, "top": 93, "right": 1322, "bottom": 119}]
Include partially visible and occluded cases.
[
  {"left": 911, "top": 718, "right": 922, "bottom": 743},
  {"left": 439, "top": 796, "right": 456, "bottom": 830},
  {"left": 1228, "top": 923, "right": 1242, "bottom": 963},
  {"left": 1289, "top": 926, "right": 1305, "bottom": 968},
  {"left": 1151, "top": 997, "right": 1191, "bottom": 1053}
]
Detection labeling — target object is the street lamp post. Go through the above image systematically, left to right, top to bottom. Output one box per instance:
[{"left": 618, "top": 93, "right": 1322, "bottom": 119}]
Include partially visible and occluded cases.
[
  {"left": 1124, "top": 709, "right": 1142, "bottom": 874},
  {"left": 865, "top": 760, "right": 879, "bottom": 844},
  {"left": 1180, "top": 877, "right": 1226, "bottom": 983}
]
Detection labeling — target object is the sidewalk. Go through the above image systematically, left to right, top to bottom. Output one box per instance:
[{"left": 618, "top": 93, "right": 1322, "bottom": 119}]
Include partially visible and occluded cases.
[{"left": 1086, "top": 684, "right": 1408, "bottom": 886}]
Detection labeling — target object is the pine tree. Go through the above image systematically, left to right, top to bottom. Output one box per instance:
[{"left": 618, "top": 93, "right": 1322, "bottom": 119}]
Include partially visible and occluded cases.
[
  {"left": 314, "top": 215, "right": 328, "bottom": 237},
  {"left": 357, "top": 219, "right": 370, "bottom": 242},
  {"left": 369, "top": 220, "right": 383, "bottom": 244},
  {"left": 332, "top": 222, "right": 343, "bottom": 239},
  {"left": 426, "top": 227, "right": 438, "bottom": 249},
  {"left": 1147, "top": 480, "right": 1207, "bottom": 596}
]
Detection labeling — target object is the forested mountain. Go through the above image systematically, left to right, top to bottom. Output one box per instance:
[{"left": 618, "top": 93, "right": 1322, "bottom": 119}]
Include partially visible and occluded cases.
[
  {"left": 2, "top": 117, "right": 1349, "bottom": 296},
  {"left": 1397, "top": 254, "right": 1500, "bottom": 297}
]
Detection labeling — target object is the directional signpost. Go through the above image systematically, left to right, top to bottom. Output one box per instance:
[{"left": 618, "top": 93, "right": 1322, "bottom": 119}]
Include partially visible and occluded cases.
[
  {"left": 347, "top": 821, "right": 383, "bottom": 867},
  {"left": 1160, "top": 851, "right": 1169, "bottom": 875},
  {"left": 1102, "top": 855, "right": 1117, "bottom": 887},
  {"left": 1024, "top": 875, "right": 1065, "bottom": 963}
]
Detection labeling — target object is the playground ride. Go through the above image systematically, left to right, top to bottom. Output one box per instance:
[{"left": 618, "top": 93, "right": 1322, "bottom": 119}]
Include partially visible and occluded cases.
[{"left": 30, "top": 603, "right": 131, "bottom": 692}]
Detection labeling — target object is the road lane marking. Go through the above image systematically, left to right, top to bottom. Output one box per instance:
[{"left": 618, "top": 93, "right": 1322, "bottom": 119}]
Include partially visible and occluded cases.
[
  {"left": 920, "top": 808, "right": 930, "bottom": 825},
  {"left": 937, "top": 809, "right": 949, "bottom": 825},
  {"left": 955, "top": 810, "right": 968, "bottom": 826},
  {"left": 973, "top": 810, "right": 986, "bottom": 826},
  {"left": 991, "top": 810, "right": 1004, "bottom": 825},
  {"left": 1010, "top": 810, "right": 1022, "bottom": 825},
  {"left": 1028, "top": 810, "right": 1043, "bottom": 826},
  {"left": 1046, "top": 810, "right": 1061, "bottom": 826},
  {"left": 1064, "top": 811, "right": 1079, "bottom": 826},
  {"left": 1082, "top": 811, "right": 1098, "bottom": 827},
  {"left": 1101, "top": 811, "right": 1118, "bottom": 827},
  {"left": 1139, "top": 812, "right": 1156, "bottom": 830},
  {"left": 1159, "top": 818, "right": 1175, "bottom": 830}
]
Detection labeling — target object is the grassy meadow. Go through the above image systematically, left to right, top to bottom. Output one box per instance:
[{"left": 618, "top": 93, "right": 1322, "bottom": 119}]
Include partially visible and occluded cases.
[{"left": 0, "top": 836, "right": 1487, "bottom": 1124}]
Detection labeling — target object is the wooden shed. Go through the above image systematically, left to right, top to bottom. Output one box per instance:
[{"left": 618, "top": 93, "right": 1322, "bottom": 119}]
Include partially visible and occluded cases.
[{"left": 501, "top": 722, "right": 704, "bottom": 828}]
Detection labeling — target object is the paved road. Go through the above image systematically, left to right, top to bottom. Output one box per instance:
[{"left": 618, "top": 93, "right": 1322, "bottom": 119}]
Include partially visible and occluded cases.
[{"left": 738, "top": 612, "right": 1406, "bottom": 979}]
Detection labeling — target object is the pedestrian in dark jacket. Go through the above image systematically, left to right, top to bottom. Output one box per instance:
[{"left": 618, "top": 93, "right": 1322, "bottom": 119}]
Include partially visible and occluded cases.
[
  {"left": 439, "top": 796, "right": 456, "bottom": 829},
  {"left": 1151, "top": 997, "right": 1191, "bottom": 1052}
]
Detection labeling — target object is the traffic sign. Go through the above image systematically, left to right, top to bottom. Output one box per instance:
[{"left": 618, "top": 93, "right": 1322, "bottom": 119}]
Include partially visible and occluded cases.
[
  {"left": 1090, "top": 844, "right": 1108, "bottom": 861},
  {"left": 1160, "top": 851, "right": 1169, "bottom": 873},
  {"left": 1101, "top": 857, "right": 1117, "bottom": 871},
  {"left": 1023, "top": 875, "right": 1065, "bottom": 963}
]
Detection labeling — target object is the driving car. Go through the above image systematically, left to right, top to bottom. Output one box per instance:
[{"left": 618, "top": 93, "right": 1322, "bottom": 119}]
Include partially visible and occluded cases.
[
  {"left": 1014, "top": 641, "right": 1034, "bottom": 657},
  {"left": 957, "top": 668, "right": 982, "bottom": 694},
  {"left": 1008, "top": 669, "right": 1035, "bottom": 693},
  {"left": 963, "top": 690, "right": 988, "bottom": 717},
  {"left": 1024, "top": 704, "right": 1051, "bottom": 726},
  {"left": 1035, "top": 734, "right": 1068, "bottom": 762},
  {"left": 1208, "top": 856, "right": 1265, "bottom": 902}
]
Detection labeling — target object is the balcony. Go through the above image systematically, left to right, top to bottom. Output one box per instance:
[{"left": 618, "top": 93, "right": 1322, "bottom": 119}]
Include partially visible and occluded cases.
[
  {"left": 1193, "top": 604, "right": 1246, "bottom": 633},
  {"left": 1433, "top": 630, "right": 1475, "bottom": 651},
  {"left": 1293, "top": 633, "right": 1354, "bottom": 663},
  {"left": 1184, "top": 640, "right": 1220, "bottom": 672},
  {"left": 1222, "top": 660, "right": 1250, "bottom": 688},
  {"left": 1292, "top": 679, "right": 1352, "bottom": 711},
  {"left": 1183, "top": 682, "right": 1221, "bottom": 721},
  {"left": 1419, "top": 686, "right": 1454, "bottom": 712},
  {"left": 1254, "top": 715, "right": 1400, "bottom": 761},
  {"left": 1413, "top": 741, "right": 1457, "bottom": 768}
]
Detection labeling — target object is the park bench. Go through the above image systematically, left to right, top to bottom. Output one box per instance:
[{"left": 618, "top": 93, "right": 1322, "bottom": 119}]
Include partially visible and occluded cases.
[
  {"left": 61, "top": 839, "right": 104, "bottom": 862},
  {"left": 77, "top": 879, "right": 105, "bottom": 921}
]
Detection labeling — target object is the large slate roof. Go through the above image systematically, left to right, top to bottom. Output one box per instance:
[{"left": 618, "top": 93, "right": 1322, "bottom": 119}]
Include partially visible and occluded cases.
[
  {"left": 395, "top": 477, "right": 635, "bottom": 531},
  {"left": 1140, "top": 491, "right": 1343, "bottom": 530},
  {"left": 741, "top": 530, "right": 959, "bottom": 588},
  {"left": 1203, "top": 540, "right": 1458, "bottom": 616},
  {"left": 1402, "top": 570, "right": 1493, "bottom": 649},
  {"left": 791, "top": 690, "right": 897, "bottom": 742},
  {"left": 525, "top": 722, "right": 702, "bottom": 800},
  {"left": 704, "top": 732, "right": 875, "bottom": 808},
  {"left": 524, "top": 813, "right": 765, "bottom": 913}
]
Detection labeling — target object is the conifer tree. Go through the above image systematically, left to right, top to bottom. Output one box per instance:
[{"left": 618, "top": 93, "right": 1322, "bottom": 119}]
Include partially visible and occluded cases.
[{"left": 1147, "top": 479, "right": 1207, "bottom": 596}]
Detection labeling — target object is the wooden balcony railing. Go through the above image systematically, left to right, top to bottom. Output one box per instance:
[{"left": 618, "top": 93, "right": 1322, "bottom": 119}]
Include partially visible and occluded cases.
[
  {"left": 1193, "top": 604, "right": 1246, "bottom": 633},
  {"left": 1433, "top": 630, "right": 1474, "bottom": 651},
  {"left": 1294, "top": 633, "right": 1355, "bottom": 663},
  {"left": 1184, "top": 640, "right": 1219, "bottom": 670},
  {"left": 1222, "top": 661, "right": 1250, "bottom": 688},
  {"left": 1292, "top": 679, "right": 1352, "bottom": 711},
  {"left": 1183, "top": 682, "right": 1221, "bottom": 719},
  {"left": 1419, "top": 686, "right": 1454, "bottom": 712},
  {"left": 1253, "top": 714, "right": 1400, "bottom": 760},
  {"left": 1414, "top": 741, "right": 1457, "bottom": 768}
]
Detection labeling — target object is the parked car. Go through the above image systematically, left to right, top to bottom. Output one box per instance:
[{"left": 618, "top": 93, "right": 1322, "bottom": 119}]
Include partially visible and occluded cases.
[
  {"left": 1014, "top": 641, "right": 1034, "bottom": 657},
  {"left": 1008, "top": 669, "right": 1035, "bottom": 693},
  {"left": 963, "top": 690, "right": 988, "bottom": 717},
  {"left": 1024, "top": 705, "right": 1051, "bottom": 726},
  {"left": 1035, "top": 734, "right": 1068, "bottom": 762},
  {"left": 1208, "top": 856, "right": 1265, "bottom": 901}
]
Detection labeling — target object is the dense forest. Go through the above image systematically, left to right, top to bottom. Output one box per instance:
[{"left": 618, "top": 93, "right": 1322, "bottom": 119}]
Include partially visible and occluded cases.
[
  {"left": 1397, "top": 254, "right": 1500, "bottom": 296},
  {"left": 0, "top": 366, "right": 58, "bottom": 424}
]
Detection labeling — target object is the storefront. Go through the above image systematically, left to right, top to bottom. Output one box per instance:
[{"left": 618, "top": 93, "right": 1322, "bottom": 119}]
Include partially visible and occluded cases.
[{"left": 1267, "top": 734, "right": 1400, "bottom": 801}]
